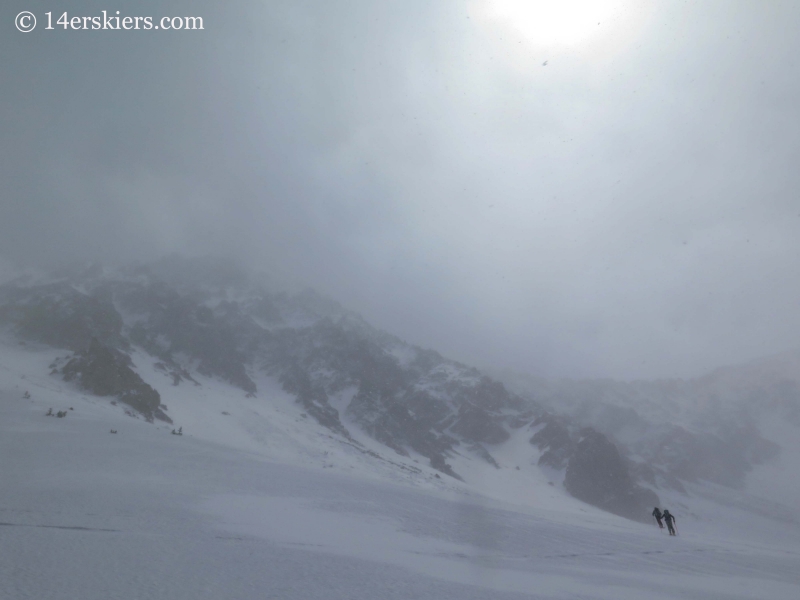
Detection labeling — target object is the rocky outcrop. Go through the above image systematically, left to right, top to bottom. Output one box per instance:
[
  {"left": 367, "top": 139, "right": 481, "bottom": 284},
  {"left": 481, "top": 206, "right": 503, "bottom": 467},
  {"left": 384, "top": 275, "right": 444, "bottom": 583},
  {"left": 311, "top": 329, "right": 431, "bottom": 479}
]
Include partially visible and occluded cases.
[
  {"left": 121, "top": 282, "right": 258, "bottom": 394},
  {"left": 0, "top": 283, "right": 126, "bottom": 351},
  {"left": 62, "top": 338, "right": 171, "bottom": 423},
  {"left": 279, "top": 362, "right": 352, "bottom": 441},
  {"left": 502, "top": 370, "right": 787, "bottom": 493},
  {"left": 530, "top": 414, "right": 576, "bottom": 470},
  {"left": 564, "top": 428, "right": 658, "bottom": 522}
]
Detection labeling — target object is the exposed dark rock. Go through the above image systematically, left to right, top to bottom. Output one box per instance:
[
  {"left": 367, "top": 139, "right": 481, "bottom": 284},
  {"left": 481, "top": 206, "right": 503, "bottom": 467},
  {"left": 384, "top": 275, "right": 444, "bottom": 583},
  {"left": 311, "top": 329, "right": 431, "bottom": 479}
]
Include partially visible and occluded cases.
[
  {"left": 0, "top": 283, "right": 126, "bottom": 351},
  {"left": 121, "top": 283, "right": 257, "bottom": 393},
  {"left": 62, "top": 338, "right": 171, "bottom": 423},
  {"left": 280, "top": 363, "right": 353, "bottom": 441},
  {"left": 501, "top": 370, "right": 788, "bottom": 494},
  {"left": 450, "top": 405, "right": 510, "bottom": 445},
  {"left": 508, "top": 410, "right": 536, "bottom": 429},
  {"left": 530, "top": 414, "right": 576, "bottom": 470},
  {"left": 644, "top": 426, "right": 780, "bottom": 489},
  {"left": 564, "top": 428, "right": 658, "bottom": 522},
  {"left": 469, "top": 442, "right": 500, "bottom": 468},
  {"left": 429, "top": 454, "right": 462, "bottom": 481}
]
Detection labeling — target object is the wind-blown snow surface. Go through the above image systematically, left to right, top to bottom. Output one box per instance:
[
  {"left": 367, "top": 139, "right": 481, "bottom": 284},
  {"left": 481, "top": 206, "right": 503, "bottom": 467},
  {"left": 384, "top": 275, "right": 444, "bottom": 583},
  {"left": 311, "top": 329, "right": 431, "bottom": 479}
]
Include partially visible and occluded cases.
[{"left": 3, "top": 342, "right": 800, "bottom": 599}]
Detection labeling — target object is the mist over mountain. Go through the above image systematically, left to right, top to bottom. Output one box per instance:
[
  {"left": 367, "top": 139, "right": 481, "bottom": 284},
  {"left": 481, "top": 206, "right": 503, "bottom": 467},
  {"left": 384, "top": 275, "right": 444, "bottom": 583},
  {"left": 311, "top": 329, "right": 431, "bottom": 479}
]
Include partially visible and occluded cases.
[
  {"left": 5, "top": 1, "right": 800, "bottom": 596},
  {"left": 5, "top": 1, "right": 800, "bottom": 384},
  {"left": 1, "top": 256, "right": 796, "bottom": 524},
  {"left": 499, "top": 362, "right": 796, "bottom": 489}
]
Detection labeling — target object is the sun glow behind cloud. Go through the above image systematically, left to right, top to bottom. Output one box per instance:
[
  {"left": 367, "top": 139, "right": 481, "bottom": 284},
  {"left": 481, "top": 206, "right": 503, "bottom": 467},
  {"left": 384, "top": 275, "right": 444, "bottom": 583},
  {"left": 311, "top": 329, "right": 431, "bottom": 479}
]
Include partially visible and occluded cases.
[
  {"left": 473, "top": 0, "right": 655, "bottom": 63},
  {"left": 484, "top": 0, "right": 626, "bottom": 47}
]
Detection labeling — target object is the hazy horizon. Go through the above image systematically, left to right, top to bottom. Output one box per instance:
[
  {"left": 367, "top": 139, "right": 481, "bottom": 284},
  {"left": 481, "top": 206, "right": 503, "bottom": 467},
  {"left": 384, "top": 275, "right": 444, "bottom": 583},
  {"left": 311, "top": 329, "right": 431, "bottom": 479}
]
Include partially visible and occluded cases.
[{"left": 4, "top": 0, "right": 800, "bottom": 380}]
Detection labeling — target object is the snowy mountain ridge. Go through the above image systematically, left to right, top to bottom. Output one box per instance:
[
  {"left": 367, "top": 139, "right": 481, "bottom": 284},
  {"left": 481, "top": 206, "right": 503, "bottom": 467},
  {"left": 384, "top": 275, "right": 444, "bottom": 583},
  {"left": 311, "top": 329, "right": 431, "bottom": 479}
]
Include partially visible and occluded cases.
[
  {"left": 0, "top": 256, "right": 796, "bottom": 524},
  {"left": 497, "top": 354, "right": 798, "bottom": 502}
]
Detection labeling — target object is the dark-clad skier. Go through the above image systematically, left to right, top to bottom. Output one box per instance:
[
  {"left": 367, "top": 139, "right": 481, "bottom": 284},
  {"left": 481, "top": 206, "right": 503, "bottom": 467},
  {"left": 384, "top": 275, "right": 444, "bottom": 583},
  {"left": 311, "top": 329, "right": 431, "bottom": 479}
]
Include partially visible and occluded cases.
[
  {"left": 652, "top": 507, "right": 664, "bottom": 529},
  {"left": 662, "top": 509, "right": 677, "bottom": 536}
]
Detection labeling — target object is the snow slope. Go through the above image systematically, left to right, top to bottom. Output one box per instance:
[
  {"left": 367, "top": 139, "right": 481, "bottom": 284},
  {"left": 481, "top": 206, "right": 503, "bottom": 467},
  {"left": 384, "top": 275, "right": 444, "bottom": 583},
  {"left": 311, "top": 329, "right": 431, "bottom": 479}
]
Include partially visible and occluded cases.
[{"left": 3, "top": 340, "right": 800, "bottom": 599}]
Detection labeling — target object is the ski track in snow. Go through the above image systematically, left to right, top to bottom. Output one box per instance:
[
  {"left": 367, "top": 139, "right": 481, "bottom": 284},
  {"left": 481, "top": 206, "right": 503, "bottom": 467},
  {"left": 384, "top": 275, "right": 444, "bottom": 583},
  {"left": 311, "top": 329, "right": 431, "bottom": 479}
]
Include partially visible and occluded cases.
[{"left": 2, "top": 342, "right": 800, "bottom": 599}]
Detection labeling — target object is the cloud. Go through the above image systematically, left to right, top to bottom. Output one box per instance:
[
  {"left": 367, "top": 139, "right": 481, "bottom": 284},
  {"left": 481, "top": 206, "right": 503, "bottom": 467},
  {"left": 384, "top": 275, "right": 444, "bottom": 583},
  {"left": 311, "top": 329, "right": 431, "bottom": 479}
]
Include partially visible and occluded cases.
[{"left": 3, "top": 0, "right": 800, "bottom": 379}]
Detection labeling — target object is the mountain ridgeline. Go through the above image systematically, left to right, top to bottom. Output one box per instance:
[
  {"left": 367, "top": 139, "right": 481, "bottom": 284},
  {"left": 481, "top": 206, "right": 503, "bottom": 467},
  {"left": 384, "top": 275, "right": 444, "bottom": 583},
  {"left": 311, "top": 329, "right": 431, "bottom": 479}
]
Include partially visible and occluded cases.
[
  {"left": 2, "top": 257, "right": 781, "bottom": 522},
  {"left": 498, "top": 370, "right": 787, "bottom": 496}
]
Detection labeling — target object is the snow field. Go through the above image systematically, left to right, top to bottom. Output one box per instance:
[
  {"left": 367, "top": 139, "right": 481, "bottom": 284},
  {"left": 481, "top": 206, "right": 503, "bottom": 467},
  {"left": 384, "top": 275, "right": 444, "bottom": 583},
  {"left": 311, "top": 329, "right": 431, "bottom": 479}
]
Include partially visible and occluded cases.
[{"left": 2, "top": 341, "right": 800, "bottom": 599}]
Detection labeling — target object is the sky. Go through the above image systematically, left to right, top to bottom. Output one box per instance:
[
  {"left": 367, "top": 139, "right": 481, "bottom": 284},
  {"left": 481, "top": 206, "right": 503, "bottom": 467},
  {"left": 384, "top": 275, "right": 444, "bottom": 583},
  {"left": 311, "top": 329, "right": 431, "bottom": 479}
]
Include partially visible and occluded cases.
[{"left": 2, "top": 0, "right": 800, "bottom": 380}]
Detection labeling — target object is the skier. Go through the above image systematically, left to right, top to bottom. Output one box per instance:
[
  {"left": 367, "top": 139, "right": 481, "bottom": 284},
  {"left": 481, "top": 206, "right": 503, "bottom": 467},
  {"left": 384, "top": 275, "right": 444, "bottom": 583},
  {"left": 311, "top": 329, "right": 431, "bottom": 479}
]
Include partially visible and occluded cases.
[
  {"left": 652, "top": 507, "right": 664, "bottom": 529},
  {"left": 663, "top": 509, "right": 677, "bottom": 536}
]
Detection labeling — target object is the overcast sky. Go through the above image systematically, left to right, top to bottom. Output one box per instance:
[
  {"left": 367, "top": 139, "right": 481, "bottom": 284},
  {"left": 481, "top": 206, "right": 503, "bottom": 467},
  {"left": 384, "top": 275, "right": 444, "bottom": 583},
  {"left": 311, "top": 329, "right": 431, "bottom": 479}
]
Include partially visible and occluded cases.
[{"left": 3, "top": 0, "right": 800, "bottom": 380}]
